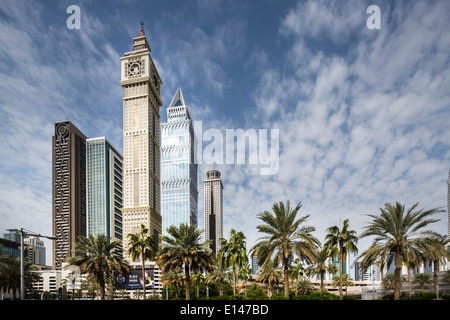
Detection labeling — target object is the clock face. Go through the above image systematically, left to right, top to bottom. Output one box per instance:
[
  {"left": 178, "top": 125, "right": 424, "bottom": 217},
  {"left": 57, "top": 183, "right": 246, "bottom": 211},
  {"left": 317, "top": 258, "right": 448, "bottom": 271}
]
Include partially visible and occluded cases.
[{"left": 127, "top": 60, "right": 142, "bottom": 77}]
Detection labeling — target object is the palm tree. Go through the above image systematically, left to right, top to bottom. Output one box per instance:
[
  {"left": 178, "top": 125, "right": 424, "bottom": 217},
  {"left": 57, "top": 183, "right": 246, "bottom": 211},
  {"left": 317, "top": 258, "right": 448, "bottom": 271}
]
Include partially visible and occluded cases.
[
  {"left": 250, "top": 200, "right": 320, "bottom": 299},
  {"left": 358, "top": 202, "right": 443, "bottom": 300},
  {"left": 324, "top": 218, "right": 358, "bottom": 300},
  {"left": 157, "top": 223, "right": 215, "bottom": 300},
  {"left": 127, "top": 224, "right": 158, "bottom": 299},
  {"left": 218, "top": 229, "right": 248, "bottom": 295},
  {"left": 66, "top": 234, "right": 130, "bottom": 300},
  {"left": 420, "top": 234, "right": 450, "bottom": 294},
  {"left": 305, "top": 247, "right": 338, "bottom": 290},
  {"left": 0, "top": 252, "right": 40, "bottom": 299},
  {"left": 206, "top": 258, "right": 229, "bottom": 296},
  {"left": 256, "top": 258, "right": 282, "bottom": 293},
  {"left": 289, "top": 258, "right": 305, "bottom": 295},
  {"left": 238, "top": 262, "right": 252, "bottom": 295},
  {"left": 161, "top": 269, "right": 184, "bottom": 299},
  {"left": 191, "top": 269, "right": 205, "bottom": 299},
  {"left": 442, "top": 270, "right": 450, "bottom": 284},
  {"left": 381, "top": 273, "right": 396, "bottom": 291},
  {"left": 381, "top": 273, "right": 406, "bottom": 292},
  {"left": 413, "top": 273, "right": 433, "bottom": 291},
  {"left": 331, "top": 274, "right": 354, "bottom": 296},
  {"left": 296, "top": 278, "right": 314, "bottom": 295}
]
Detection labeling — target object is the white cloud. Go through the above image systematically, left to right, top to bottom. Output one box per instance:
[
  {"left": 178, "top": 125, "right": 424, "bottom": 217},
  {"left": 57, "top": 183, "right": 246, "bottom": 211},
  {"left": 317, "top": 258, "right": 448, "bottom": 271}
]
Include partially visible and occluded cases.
[{"left": 236, "top": 0, "right": 450, "bottom": 253}]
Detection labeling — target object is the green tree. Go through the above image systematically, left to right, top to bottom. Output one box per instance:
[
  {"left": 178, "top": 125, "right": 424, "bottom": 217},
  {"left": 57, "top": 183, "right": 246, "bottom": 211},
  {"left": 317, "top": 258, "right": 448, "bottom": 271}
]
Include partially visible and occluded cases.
[
  {"left": 251, "top": 200, "right": 320, "bottom": 299},
  {"left": 358, "top": 202, "right": 443, "bottom": 300},
  {"left": 324, "top": 218, "right": 358, "bottom": 300},
  {"left": 157, "top": 223, "right": 215, "bottom": 300},
  {"left": 127, "top": 224, "right": 158, "bottom": 299},
  {"left": 218, "top": 229, "right": 248, "bottom": 295},
  {"left": 66, "top": 234, "right": 130, "bottom": 300},
  {"left": 420, "top": 234, "right": 450, "bottom": 294},
  {"left": 305, "top": 247, "right": 337, "bottom": 290},
  {"left": 0, "top": 252, "right": 41, "bottom": 300},
  {"left": 206, "top": 258, "right": 229, "bottom": 296},
  {"left": 256, "top": 258, "right": 282, "bottom": 293},
  {"left": 289, "top": 258, "right": 305, "bottom": 295},
  {"left": 161, "top": 269, "right": 184, "bottom": 299},
  {"left": 191, "top": 269, "right": 205, "bottom": 299},
  {"left": 441, "top": 270, "right": 450, "bottom": 284},
  {"left": 381, "top": 273, "right": 406, "bottom": 291},
  {"left": 413, "top": 273, "right": 433, "bottom": 291},
  {"left": 331, "top": 274, "right": 354, "bottom": 296},
  {"left": 296, "top": 278, "right": 314, "bottom": 295}
]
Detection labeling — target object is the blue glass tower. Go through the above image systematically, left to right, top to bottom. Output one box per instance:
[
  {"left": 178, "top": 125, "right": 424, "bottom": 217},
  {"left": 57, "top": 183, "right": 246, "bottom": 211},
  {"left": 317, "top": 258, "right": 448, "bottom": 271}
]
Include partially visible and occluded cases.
[
  {"left": 161, "top": 88, "right": 198, "bottom": 237},
  {"left": 86, "top": 137, "right": 123, "bottom": 245}
]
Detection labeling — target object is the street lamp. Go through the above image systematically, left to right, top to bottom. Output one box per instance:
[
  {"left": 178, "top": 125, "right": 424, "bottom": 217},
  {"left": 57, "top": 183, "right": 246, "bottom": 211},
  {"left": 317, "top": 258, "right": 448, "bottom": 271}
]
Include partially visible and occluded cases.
[{"left": 7, "top": 228, "right": 57, "bottom": 300}]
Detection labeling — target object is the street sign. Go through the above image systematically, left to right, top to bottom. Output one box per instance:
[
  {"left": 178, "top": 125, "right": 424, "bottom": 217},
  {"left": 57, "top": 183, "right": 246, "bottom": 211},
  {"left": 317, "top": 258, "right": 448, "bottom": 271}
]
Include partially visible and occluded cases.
[{"left": 267, "top": 291, "right": 272, "bottom": 298}]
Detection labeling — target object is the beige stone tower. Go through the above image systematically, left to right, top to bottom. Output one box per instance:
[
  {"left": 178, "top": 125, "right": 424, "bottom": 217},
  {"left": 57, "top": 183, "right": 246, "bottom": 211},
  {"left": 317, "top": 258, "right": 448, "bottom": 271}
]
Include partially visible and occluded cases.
[{"left": 120, "top": 23, "right": 162, "bottom": 261}]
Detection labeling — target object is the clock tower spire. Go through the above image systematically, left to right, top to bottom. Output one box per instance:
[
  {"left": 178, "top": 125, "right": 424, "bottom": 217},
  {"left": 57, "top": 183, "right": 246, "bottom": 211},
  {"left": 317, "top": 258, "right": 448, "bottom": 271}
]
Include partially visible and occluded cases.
[{"left": 120, "top": 24, "right": 163, "bottom": 262}]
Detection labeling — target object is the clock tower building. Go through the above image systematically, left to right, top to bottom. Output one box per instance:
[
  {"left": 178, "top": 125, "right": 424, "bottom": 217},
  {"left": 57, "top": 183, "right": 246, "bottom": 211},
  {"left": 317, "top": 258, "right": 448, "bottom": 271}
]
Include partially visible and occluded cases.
[{"left": 120, "top": 24, "right": 163, "bottom": 261}]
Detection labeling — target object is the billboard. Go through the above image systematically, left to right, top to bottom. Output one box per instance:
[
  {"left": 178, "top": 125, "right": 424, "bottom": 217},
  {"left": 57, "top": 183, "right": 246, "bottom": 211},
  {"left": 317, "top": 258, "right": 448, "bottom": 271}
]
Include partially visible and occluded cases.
[{"left": 114, "top": 268, "right": 155, "bottom": 290}]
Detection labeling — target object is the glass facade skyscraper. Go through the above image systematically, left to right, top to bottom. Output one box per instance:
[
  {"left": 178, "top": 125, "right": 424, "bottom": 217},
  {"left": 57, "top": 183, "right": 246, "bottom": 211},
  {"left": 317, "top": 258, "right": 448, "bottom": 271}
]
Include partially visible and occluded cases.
[
  {"left": 161, "top": 88, "right": 198, "bottom": 236},
  {"left": 86, "top": 137, "right": 123, "bottom": 245}
]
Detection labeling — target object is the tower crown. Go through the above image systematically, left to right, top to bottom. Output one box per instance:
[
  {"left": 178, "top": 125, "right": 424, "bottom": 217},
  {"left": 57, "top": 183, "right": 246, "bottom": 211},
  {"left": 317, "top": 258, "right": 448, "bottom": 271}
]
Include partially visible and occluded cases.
[
  {"left": 133, "top": 22, "right": 150, "bottom": 52},
  {"left": 167, "top": 88, "right": 191, "bottom": 122}
]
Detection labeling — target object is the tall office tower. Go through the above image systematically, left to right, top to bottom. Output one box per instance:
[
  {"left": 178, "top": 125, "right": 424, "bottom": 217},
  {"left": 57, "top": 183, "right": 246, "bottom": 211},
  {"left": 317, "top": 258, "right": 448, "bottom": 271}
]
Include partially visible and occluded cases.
[
  {"left": 120, "top": 24, "right": 163, "bottom": 261},
  {"left": 161, "top": 88, "right": 198, "bottom": 237},
  {"left": 52, "top": 121, "right": 87, "bottom": 270},
  {"left": 86, "top": 137, "right": 123, "bottom": 247},
  {"left": 203, "top": 167, "right": 223, "bottom": 255},
  {"left": 448, "top": 170, "right": 450, "bottom": 237}
]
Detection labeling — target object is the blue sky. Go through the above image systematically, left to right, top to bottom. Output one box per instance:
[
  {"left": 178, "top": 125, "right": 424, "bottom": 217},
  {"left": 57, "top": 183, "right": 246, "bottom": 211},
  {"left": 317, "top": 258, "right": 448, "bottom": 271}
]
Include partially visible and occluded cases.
[{"left": 0, "top": 0, "right": 449, "bottom": 269}]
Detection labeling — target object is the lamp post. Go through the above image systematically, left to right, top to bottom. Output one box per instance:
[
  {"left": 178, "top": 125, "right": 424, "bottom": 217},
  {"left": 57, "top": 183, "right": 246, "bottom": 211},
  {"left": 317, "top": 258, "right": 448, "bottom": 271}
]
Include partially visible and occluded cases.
[{"left": 7, "top": 228, "right": 57, "bottom": 300}]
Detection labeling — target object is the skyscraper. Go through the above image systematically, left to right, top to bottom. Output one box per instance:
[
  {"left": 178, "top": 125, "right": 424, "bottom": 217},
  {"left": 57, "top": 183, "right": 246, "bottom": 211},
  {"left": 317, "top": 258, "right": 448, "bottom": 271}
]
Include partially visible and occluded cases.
[
  {"left": 120, "top": 24, "right": 163, "bottom": 261},
  {"left": 161, "top": 88, "right": 198, "bottom": 236},
  {"left": 52, "top": 121, "right": 87, "bottom": 270},
  {"left": 86, "top": 137, "right": 123, "bottom": 247},
  {"left": 204, "top": 166, "right": 223, "bottom": 255},
  {"left": 448, "top": 170, "right": 450, "bottom": 238}
]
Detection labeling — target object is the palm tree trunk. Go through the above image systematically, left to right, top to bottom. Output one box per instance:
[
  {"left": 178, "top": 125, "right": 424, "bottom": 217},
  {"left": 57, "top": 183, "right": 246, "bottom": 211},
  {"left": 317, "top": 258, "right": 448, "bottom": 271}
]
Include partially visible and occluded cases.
[
  {"left": 339, "top": 244, "right": 343, "bottom": 300},
  {"left": 141, "top": 254, "right": 146, "bottom": 299},
  {"left": 394, "top": 255, "right": 402, "bottom": 300},
  {"left": 283, "top": 257, "right": 289, "bottom": 299},
  {"left": 433, "top": 261, "right": 439, "bottom": 294},
  {"left": 233, "top": 263, "right": 237, "bottom": 295},
  {"left": 185, "top": 265, "right": 191, "bottom": 300},
  {"left": 408, "top": 268, "right": 412, "bottom": 298},
  {"left": 320, "top": 271, "right": 324, "bottom": 290},
  {"left": 100, "top": 277, "right": 106, "bottom": 300},
  {"left": 197, "top": 278, "right": 200, "bottom": 299}
]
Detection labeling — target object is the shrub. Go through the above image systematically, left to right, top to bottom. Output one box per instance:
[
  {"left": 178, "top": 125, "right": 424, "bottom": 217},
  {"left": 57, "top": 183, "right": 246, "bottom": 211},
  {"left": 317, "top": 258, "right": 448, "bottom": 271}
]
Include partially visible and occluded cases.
[
  {"left": 246, "top": 283, "right": 266, "bottom": 299},
  {"left": 293, "top": 291, "right": 339, "bottom": 300},
  {"left": 418, "top": 292, "right": 436, "bottom": 300},
  {"left": 228, "top": 293, "right": 245, "bottom": 300}
]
